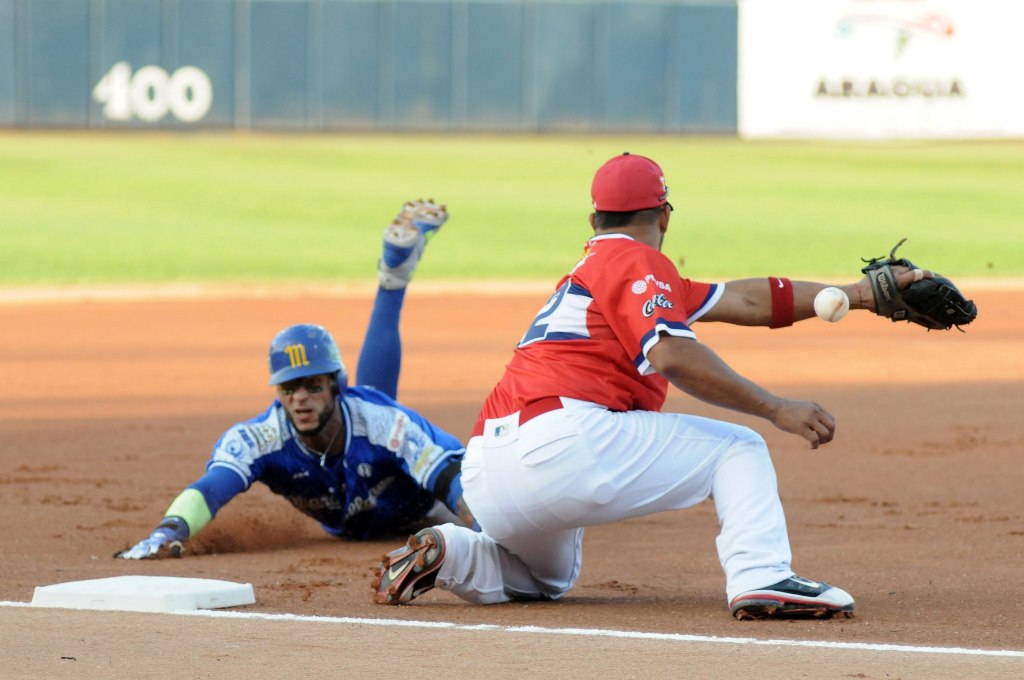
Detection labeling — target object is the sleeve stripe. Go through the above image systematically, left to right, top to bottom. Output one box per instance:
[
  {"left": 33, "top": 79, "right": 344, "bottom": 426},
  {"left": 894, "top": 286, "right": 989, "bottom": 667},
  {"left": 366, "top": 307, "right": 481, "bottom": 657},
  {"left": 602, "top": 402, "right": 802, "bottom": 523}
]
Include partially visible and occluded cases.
[
  {"left": 568, "top": 282, "right": 592, "bottom": 298},
  {"left": 688, "top": 283, "right": 724, "bottom": 323},
  {"left": 634, "top": 320, "right": 698, "bottom": 374},
  {"left": 545, "top": 331, "right": 590, "bottom": 341}
]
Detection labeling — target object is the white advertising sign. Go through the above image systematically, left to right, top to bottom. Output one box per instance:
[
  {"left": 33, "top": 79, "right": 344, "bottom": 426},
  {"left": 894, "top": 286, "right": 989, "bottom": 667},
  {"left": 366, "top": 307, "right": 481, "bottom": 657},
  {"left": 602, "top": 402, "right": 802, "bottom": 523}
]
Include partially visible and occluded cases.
[{"left": 739, "top": 0, "right": 1024, "bottom": 139}]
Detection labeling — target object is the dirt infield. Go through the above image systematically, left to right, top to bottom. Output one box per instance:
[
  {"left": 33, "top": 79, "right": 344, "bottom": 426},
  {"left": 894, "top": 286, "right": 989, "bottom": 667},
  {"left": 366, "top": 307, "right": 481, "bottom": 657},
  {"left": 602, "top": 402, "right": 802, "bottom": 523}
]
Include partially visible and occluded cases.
[{"left": 1, "top": 287, "right": 1022, "bottom": 676}]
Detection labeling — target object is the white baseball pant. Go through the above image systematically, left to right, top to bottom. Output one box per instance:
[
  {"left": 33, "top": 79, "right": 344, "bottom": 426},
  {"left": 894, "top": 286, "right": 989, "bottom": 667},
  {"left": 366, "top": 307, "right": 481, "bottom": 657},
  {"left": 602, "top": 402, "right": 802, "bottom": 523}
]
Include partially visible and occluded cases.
[{"left": 433, "top": 397, "right": 796, "bottom": 605}]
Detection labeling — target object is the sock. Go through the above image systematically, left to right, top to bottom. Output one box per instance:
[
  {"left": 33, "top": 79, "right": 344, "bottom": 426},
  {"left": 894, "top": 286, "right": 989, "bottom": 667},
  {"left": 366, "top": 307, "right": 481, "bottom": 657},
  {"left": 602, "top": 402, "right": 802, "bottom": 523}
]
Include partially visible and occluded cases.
[{"left": 355, "top": 287, "right": 406, "bottom": 399}]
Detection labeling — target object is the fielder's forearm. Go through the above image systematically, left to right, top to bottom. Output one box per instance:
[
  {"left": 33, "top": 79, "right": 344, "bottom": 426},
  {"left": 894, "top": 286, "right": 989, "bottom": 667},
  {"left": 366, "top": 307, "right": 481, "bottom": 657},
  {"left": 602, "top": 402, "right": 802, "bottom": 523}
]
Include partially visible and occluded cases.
[
  {"left": 710, "top": 278, "right": 867, "bottom": 326},
  {"left": 649, "top": 336, "right": 783, "bottom": 420}
]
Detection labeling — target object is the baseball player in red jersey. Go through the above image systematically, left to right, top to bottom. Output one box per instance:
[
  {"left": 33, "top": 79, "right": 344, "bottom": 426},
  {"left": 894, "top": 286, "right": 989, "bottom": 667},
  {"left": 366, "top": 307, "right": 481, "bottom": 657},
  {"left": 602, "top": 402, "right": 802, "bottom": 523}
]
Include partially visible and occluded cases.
[{"left": 372, "top": 153, "right": 931, "bottom": 619}]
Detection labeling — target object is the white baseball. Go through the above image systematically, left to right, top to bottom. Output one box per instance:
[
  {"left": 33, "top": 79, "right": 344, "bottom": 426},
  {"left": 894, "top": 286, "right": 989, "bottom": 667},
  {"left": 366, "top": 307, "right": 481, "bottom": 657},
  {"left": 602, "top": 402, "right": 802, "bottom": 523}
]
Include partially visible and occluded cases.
[{"left": 814, "top": 287, "right": 850, "bottom": 322}]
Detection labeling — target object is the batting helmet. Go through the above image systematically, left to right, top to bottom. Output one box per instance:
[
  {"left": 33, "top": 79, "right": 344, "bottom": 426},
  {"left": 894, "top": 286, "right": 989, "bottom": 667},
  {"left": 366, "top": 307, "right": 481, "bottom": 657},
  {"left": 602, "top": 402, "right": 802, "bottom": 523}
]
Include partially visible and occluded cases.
[{"left": 267, "top": 323, "right": 348, "bottom": 389}]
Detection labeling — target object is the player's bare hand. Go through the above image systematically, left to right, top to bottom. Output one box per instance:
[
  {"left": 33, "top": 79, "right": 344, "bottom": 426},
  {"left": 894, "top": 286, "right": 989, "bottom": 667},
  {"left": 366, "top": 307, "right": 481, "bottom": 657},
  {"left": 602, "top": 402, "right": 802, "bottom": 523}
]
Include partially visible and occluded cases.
[
  {"left": 770, "top": 399, "right": 836, "bottom": 449},
  {"left": 114, "top": 528, "right": 183, "bottom": 560}
]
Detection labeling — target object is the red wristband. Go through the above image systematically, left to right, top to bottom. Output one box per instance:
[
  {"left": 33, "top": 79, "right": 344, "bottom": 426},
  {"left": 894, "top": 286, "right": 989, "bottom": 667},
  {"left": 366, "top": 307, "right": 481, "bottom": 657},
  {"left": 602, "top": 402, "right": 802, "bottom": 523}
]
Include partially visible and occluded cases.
[{"left": 768, "top": 277, "right": 794, "bottom": 328}]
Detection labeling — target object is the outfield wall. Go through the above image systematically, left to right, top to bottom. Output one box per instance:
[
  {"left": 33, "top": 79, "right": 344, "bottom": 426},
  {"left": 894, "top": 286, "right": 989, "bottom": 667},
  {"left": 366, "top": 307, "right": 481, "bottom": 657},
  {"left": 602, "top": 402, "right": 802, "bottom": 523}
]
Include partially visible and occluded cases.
[
  {"left": 0, "top": 0, "right": 738, "bottom": 133},
  {"left": 3, "top": 0, "right": 1020, "bottom": 138}
]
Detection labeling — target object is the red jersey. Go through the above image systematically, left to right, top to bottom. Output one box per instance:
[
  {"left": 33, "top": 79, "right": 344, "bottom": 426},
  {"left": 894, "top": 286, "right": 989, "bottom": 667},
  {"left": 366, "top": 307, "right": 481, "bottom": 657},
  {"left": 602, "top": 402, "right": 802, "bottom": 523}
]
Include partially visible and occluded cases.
[{"left": 475, "top": 234, "right": 722, "bottom": 430}]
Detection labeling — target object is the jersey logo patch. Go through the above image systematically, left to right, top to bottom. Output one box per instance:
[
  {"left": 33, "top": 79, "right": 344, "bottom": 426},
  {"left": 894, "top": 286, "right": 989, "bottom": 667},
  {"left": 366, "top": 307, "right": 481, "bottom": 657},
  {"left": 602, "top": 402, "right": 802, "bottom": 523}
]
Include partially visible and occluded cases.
[
  {"left": 631, "top": 274, "right": 673, "bottom": 296},
  {"left": 642, "top": 293, "right": 674, "bottom": 317},
  {"left": 387, "top": 413, "right": 409, "bottom": 452},
  {"left": 243, "top": 423, "right": 279, "bottom": 454},
  {"left": 223, "top": 434, "right": 244, "bottom": 457},
  {"left": 411, "top": 444, "right": 444, "bottom": 479}
]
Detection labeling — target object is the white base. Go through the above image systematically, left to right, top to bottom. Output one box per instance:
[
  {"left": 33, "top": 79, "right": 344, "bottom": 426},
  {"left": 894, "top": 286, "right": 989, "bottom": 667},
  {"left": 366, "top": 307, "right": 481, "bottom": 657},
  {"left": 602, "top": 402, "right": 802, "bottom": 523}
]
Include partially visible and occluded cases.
[{"left": 30, "top": 575, "right": 255, "bottom": 613}]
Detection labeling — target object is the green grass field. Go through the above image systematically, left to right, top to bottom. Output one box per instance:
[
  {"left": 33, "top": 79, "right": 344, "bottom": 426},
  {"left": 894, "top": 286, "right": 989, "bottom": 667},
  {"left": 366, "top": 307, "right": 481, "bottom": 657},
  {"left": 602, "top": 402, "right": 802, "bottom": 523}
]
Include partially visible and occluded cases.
[{"left": 2, "top": 132, "right": 1021, "bottom": 286}]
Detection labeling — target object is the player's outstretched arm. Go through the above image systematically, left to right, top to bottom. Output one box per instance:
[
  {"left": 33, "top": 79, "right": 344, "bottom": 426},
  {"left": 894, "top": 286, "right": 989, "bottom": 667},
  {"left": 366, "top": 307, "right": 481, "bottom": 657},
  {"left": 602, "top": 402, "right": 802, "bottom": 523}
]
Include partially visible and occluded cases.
[
  {"left": 700, "top": 268, "right": 932, "bottom": 326},
  {"left": 648, "top": 335, "right": 835, "bottom": 449},
  {"left": 114, "top": 471, "right": 240, "bottom": 559}
]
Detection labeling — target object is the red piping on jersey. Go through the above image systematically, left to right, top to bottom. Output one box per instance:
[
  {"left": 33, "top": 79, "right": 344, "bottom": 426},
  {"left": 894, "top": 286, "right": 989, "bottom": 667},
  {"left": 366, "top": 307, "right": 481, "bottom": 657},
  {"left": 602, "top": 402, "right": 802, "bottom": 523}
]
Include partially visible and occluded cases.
[{"left": 470, "top": 396, "right": 564, "bottom": 437}]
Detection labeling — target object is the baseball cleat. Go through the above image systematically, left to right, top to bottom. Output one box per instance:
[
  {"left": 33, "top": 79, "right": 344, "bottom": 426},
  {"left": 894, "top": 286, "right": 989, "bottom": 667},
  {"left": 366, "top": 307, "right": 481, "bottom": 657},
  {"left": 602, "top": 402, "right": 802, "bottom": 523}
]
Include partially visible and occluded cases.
[
  {"left": 401, "top": 198, "right": 448, "bottom": 242},
  {"left": 377, "top": 199, "right": 448, "bottom": 290},
  {"left": 372, "top": 527, "right": 446, "bottom": 605},
  {"left": 729, "top": 575, "right": 855, "bottom": 620}
]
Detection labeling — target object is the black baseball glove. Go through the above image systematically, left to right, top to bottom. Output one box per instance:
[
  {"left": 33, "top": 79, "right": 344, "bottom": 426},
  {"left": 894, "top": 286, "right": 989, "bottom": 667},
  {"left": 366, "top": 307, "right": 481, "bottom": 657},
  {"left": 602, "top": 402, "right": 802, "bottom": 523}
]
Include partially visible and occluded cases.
[{"left": 861, "top": 238, "right": 977, "bottom": 331}]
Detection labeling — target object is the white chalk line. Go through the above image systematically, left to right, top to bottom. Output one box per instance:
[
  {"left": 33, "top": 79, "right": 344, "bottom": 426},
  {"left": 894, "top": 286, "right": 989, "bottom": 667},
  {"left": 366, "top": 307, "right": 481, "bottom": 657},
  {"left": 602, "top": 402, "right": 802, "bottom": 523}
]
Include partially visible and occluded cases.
[{"left": 2, "top": 601, "right": 1021, "bottom": 658}]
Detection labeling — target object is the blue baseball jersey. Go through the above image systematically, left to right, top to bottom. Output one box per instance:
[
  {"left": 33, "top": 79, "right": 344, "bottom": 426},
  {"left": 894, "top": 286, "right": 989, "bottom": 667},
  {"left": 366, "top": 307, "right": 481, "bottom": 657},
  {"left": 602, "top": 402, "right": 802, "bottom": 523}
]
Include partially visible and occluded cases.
[{"left": 193, "top": 386, "right": 465, "bottom": 539}]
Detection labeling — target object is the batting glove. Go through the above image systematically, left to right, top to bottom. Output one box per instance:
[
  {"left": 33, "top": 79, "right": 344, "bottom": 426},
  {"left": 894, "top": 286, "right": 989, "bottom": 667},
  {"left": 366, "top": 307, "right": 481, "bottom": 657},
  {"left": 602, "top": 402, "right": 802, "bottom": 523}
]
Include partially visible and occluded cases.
[{"left": 114, "top": 528, "right": 184, "bottom": 560}]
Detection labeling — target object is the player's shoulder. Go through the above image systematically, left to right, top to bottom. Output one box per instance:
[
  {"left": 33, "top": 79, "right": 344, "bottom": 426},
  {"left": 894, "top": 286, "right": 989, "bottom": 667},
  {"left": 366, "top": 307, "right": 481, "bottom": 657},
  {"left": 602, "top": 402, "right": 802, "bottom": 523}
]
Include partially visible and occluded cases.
[
  {"left": 344, "top": 385, "right": 400, "bottom": 408},
  {"left": 343, "top": 387, "right": 438, "bottom": 444},
  {"left": 343, "top": 387, "right": 407, "bottom": 430},
  {"left": 214, "top": 402, "right": 290, "bottom": 459}
]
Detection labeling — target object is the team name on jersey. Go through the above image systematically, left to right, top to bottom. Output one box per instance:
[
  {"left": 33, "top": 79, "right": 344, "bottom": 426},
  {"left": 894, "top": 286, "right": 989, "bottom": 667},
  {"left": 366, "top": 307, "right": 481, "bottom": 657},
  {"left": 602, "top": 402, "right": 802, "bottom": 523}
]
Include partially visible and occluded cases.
[
  {"left": 347, "top": 476, "right": 395, "bottom": 517},
  {"left": 288, "top": 494, "right": 343, "bottom": 512}
]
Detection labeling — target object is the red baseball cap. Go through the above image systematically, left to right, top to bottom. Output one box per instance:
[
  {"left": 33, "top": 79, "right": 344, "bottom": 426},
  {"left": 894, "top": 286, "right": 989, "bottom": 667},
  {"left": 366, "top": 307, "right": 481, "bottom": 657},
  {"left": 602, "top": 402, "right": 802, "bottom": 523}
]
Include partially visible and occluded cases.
[{"left": 590, "top": 152, "right": 669, "bottom": 212}]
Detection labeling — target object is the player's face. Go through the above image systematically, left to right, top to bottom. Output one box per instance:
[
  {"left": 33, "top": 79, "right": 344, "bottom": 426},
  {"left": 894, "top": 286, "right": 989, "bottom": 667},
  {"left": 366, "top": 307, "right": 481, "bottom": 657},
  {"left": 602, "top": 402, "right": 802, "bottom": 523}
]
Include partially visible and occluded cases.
[{"left": 276, "top": 374, "right": 336, "bottom": 435}]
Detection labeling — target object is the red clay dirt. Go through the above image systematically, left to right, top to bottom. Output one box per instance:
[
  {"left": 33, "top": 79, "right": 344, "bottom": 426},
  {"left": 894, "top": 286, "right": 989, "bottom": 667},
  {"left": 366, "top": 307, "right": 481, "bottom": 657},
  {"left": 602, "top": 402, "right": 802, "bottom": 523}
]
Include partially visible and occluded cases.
[{"left": 1, "top": 286, "right": 1021, "bottom": 676}]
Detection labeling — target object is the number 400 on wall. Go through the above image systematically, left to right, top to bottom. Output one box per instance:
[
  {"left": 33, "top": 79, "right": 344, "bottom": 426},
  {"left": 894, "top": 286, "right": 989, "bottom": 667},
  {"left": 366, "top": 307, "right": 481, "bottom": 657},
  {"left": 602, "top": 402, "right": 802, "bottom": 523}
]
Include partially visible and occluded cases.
[{"left": 92, "top": 61, "right": 213, "bottom": 123}]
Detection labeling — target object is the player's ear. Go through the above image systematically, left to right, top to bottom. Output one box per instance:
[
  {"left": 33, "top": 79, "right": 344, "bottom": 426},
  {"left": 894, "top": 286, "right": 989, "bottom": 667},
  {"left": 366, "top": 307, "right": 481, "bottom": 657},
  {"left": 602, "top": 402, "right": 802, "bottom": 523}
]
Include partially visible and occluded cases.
[
  {"left": 659, "top": 202, "right": 674, "bottom": 231},
  {"left": 589, "top": 212, "right": 597, "bottom": 231}
]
